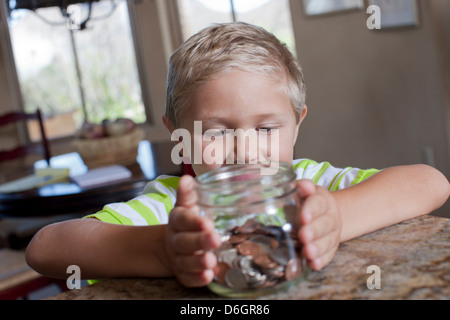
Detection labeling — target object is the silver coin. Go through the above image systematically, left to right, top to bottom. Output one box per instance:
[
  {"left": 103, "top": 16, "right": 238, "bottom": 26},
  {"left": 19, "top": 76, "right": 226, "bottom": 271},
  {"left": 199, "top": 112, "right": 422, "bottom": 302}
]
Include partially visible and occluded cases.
[
  {"left": 269, "top": 246, "right": 291, "bottom": 266},
  {"left": 218, "top": 248, "right": 238, "bottom": 268},
  {"left": 238, "top": 256, "right": 260, "bottom": 277},
  {"left": 262, "top": 265, "right": 285, "bottom": 278},
  {"left": 225, "top": 268, "right": 248, "bottom": 289},
  {"left": 248, "top": 272, "right": 267, "bottom": 288}
]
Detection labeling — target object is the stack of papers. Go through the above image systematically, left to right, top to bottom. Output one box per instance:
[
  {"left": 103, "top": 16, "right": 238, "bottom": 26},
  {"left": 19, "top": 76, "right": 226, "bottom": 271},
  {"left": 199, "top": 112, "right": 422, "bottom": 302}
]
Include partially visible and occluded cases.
[
  {"left": 71, "top": 165, "right": 132, "bottom": 188},
  {"left": 0, "top": 168, "right": 70, "bottom": 193}
]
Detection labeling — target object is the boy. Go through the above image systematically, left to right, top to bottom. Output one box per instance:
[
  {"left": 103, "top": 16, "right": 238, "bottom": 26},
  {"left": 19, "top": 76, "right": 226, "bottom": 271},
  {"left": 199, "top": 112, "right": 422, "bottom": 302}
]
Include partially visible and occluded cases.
[{"left": 26, "top": 22, "right": 449, "bottom": 288}]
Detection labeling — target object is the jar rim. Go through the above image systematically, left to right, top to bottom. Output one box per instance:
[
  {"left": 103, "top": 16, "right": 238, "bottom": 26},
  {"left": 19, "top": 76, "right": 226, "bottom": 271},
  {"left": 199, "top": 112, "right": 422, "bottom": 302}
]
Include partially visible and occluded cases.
[{"left": 195, "top": 162, "right": 295, "bottom": 191}]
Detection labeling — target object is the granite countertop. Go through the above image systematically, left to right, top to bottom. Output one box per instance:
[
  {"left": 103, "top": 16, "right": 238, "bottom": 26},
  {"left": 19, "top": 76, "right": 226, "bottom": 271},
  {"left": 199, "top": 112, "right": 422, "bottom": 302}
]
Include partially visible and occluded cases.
[{"left": 49, "top": 215, "right": 450, "bottom": 300}]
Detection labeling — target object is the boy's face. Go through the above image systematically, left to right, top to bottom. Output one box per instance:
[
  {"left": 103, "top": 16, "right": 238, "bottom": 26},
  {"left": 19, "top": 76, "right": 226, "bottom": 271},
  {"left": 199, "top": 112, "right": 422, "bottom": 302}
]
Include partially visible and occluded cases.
[{"left": 165, "top": 69, "right": 307, "bottom": 176}]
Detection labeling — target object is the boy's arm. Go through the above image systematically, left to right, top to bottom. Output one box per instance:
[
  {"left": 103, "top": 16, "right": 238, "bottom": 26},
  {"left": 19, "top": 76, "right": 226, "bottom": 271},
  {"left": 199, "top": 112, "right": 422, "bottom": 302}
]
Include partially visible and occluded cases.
[
  {"left": 298, "top": 164, "right": 449, "bottom": 270},
  {"left": 334, "top": 164, "right": 449, "bottom": 242},
  {"left": 26, "top": 175, "right": 220, "bottom": 284},
  {"left": 26, "top": 218, "right": 173, "bottom": 280}
]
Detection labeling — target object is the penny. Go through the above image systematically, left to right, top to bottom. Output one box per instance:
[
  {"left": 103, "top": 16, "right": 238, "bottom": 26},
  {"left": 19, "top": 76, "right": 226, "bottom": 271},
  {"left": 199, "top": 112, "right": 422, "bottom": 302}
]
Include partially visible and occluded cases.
[
  {"left": 283, "top": 204, "right": 300, "bottom": 230},
  {"left": 213, "top": 217, "right": 304, "bottom": 291},
  {"left": 235, "top": 219, "right": 262, "bottom": 234},
  {"left": 228, "top": 233, "right": 249, "bottom": 245},
  {"left": 237, "top": 241, "right": 263, "bottom": 256},
  {"left": 253, "top": 254, "right": 278, "bottom": 269},
  {"left": 285, "top": 258, "right": 302, "bottom": 281},
  {"left": 214, "top": 262, "right": 230, "bottom": 284}
]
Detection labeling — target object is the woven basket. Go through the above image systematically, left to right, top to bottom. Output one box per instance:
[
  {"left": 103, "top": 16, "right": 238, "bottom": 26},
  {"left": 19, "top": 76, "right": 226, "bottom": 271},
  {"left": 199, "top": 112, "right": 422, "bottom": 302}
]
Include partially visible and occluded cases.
[{"left": 73, "top": 128, "right": 145, "bottom": 168}]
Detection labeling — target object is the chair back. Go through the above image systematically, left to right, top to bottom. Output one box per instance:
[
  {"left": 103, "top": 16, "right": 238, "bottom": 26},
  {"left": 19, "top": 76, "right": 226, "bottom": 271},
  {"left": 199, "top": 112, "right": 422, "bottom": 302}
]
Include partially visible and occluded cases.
[{"left": 0, "top": 109, "right": 50, "bottom": 165}]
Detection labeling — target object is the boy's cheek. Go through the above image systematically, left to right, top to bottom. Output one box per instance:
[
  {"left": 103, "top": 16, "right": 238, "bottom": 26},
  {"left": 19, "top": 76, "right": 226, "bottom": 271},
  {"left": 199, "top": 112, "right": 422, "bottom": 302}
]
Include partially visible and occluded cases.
[
  {"left": 188, "top": 130, "right": 295, "bottom": 175},
  {"left": 192, "top": 163, "right": 223, "bottom": 176}
]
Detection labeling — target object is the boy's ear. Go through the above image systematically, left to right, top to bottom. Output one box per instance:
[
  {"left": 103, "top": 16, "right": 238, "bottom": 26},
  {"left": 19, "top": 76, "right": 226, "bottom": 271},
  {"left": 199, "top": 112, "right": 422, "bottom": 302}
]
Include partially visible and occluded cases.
[
  {"left": 293, "top": 105, "right": 307, "bottom": 145},
  {"left": 299, "top": 105, "right": 308, "bottom": 125},
  {"left": 162, "top": 115, "right": 174, "bottom": 133}
]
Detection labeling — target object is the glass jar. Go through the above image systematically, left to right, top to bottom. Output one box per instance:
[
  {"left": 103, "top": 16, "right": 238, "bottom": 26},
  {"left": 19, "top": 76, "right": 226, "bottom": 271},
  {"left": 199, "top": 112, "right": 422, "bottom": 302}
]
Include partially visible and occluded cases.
[{"left": 195, "top": 162, "right": 309, "bottom": 298}]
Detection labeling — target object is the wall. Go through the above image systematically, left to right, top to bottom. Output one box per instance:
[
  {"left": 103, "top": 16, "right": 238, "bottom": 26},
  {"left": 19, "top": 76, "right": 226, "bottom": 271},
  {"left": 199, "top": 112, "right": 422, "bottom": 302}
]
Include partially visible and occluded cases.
[
  {"left": 0, "top": 0, "right": 448, "bottom": 214},
  {"left": 0, "top": 0, "right": 172, "bottom": 157},
  {"left": 289, "top": 0, "right": 449, "bottom": 217},
  {"left": 430, "top": 0, "right": 450, "bottom": 156},
  {"left": 0, "top": 8, "right": 21, "bottom": 149}
]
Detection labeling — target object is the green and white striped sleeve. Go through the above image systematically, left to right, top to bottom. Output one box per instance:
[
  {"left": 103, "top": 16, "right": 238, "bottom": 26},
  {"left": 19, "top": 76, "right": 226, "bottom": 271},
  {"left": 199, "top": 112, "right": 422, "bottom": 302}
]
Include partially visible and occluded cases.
[
  {"left": 293, "top": 159, "right": 380, "bottom": 191},
  {"left": 84, "top": 175, "right": 180, "bottom": 226}
]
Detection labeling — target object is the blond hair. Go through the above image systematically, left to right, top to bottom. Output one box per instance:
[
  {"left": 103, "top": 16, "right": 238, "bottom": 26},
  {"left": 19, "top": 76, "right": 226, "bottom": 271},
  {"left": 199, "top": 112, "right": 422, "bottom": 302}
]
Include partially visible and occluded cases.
[{"left": 165, "top": 22, "right": 306, "bottom": 128}]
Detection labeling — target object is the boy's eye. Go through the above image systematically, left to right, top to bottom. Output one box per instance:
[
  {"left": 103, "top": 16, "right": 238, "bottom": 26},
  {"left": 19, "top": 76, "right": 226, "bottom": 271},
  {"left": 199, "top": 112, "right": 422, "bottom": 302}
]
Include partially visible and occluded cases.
[
  {"left": 257, "top": 128, "right": 276, "bottom": 134},
  {"left": 204, "top": 129, "right": 227, "bottom": 138}
]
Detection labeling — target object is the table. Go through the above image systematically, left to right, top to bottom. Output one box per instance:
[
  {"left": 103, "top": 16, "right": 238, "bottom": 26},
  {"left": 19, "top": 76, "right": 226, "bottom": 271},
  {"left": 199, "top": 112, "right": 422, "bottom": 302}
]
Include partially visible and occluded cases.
[
  {"left": 0, "top": 140, "right": 182, "bottom": 218},
  {"left": 48, "top": 214, "right": 449, "bottom": 300}
]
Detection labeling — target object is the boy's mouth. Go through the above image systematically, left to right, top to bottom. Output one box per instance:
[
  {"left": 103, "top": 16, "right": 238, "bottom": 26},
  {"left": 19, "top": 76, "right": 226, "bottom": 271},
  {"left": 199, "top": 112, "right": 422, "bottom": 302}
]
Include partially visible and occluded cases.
[{"left": 230, "top": 174, "right": 260, "bottom": 182}]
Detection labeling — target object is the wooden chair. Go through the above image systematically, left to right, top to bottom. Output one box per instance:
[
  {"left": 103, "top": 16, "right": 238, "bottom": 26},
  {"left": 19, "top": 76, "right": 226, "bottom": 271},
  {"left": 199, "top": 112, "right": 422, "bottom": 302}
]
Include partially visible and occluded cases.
[
  {"left": 0, "top": 109, "right": 50, "bottom": 166},
  {"left": 0, "top": 110, "right": 60, "bottom": 298},
  {"left": 182, "top": 163, "right": 196, "bottom": 177},
  {"left": 0, "top": 249, "right": 67, "bottom": 300}
]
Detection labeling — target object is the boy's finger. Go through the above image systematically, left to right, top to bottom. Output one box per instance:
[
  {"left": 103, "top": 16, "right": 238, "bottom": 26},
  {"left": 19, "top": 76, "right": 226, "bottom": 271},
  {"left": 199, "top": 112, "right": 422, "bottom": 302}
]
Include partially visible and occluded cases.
[
  {"left": 175, "top": 175, "right": 198, "bottom": 208},
  {"left": 296, "top": 180, "right": 316, "bottom": 201},
  {"left": 299, "top": 192, "right": 328, "bottom": 225},
  {"left": 169, "top": 207, "right": 208, "bottom": 232},
  {"left": 299, "top": 212, "right": 335, "bottom": 243},
  {"left": 171, "top": 230, "right": 221, "bottom": 254},
  {"left": 302, "top": 231, "right": 338, "bottom": 261},
  {"left": 308, "top": 247, "right": 338, "bottom": 271},
  {"left": 175, "top": 251, "right": 217, "bottom": 273},
  {"left": 176, "top": 269, "right": 215, "bottom": 288}
]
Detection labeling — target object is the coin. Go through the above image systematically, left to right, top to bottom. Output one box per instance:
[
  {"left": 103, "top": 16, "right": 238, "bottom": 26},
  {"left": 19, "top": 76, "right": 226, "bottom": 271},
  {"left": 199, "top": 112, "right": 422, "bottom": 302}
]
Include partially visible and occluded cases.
[
  {"left": 213, "top": 217, "right": 304, "bottom": 291},
  {"left": 235, "top": 219, "right": 262, "bottom": 234},
  {"left": 258, "top": 225, "right": 283, "bottom": 238},
  {"left": 228, "top": 233, "right": 249, "bottom": 245},
  {"left": 249, "top": 234, "right": 278, "bottom": 250},
  {"left": 237, "top": 241, "right": 263, "bottom": 256},
  {"left": 269, "top": 246, "right": 291, "bottom": 266},
  {"left": 218, "top": 248, "right": 238, "bottom": 268},
  {"left": 253, "top": 254, "right": 279, "bottom": 269},
  {"left": 285, "top": 258, "right": 302, "bottom": 281},
  {"left": 214, "top": 262, "right": 230, "bottom": 284},
  {"left": 263, "top": 265, "right": 285, "bottom": 278},
  {"left": 225, "top": 268, "right": 248, "bottom": 289},
  {"left": 248, "top": 272, "right": 267, "bottom": 288}
]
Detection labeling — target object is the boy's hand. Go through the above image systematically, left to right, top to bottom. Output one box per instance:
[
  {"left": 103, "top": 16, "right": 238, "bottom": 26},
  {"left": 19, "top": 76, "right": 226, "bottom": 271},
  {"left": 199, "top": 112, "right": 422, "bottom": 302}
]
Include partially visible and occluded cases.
[
  {"left": 164, "top": 175, "right": 221, "bottom": 287},
  {"left": 296, "top": 180, "right": 342, "bottom": 271}
]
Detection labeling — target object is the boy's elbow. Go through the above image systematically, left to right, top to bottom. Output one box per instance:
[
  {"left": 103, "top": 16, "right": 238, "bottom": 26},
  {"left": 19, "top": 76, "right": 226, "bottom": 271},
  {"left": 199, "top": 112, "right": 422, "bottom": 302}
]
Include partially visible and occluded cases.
[
  {"left": 415, "top": 164, "right": 449, "bottom": 209},
  {"left": 25, "top": 224, "right": 53, "bottom": 275}
]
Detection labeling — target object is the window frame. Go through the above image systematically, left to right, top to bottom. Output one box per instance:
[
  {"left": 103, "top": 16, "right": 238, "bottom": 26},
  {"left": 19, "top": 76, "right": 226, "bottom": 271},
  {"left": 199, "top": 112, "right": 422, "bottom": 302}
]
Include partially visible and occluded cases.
[{"left": 0, "top": 0, "right": 167, "bottom": 154}]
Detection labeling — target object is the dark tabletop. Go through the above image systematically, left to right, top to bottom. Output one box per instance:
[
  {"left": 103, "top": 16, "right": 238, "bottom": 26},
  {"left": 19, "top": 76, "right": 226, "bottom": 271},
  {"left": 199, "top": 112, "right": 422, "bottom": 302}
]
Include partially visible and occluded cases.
[{"left": 0, "top": 140, "right": 181, "bottom": 217}]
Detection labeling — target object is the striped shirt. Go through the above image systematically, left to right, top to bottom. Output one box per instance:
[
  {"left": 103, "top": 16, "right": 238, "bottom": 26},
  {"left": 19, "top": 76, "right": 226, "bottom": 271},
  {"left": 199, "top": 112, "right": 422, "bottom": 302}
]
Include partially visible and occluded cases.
[{"left": 84, "top": 159, "right": 379, "bottom": 225}]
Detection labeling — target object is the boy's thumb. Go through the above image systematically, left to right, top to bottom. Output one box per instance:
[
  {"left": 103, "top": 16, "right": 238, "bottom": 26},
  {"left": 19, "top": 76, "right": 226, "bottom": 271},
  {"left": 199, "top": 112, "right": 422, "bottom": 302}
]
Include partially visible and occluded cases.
[{"left": 175, "top": 175, "right": 198, "bottom": 208}]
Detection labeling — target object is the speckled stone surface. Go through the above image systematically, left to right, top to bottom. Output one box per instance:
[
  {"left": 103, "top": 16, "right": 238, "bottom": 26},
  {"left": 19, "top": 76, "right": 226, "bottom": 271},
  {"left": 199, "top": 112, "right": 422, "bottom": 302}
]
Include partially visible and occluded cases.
[{"left": 48, "top": 215, "right": 449, "bottom": 300}]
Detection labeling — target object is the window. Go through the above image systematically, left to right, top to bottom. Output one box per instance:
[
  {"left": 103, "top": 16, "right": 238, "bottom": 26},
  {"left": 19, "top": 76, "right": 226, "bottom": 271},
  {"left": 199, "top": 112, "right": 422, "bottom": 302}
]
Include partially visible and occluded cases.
[
  {"left": 6, "top": 0, "right": 146, "bottom": 140},
  {"left": 176, "top": 0, "right": 297, "bottom": 56}
]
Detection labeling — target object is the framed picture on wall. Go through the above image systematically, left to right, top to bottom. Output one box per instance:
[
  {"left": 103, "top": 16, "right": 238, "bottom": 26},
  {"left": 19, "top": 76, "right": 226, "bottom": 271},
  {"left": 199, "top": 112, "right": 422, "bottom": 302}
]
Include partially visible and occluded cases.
[
  {"left": 302, "top": 0, "right": 364, "bottom": 16},
  {"left": 368, "top": 0, "right": 419, "bottom": 28}
]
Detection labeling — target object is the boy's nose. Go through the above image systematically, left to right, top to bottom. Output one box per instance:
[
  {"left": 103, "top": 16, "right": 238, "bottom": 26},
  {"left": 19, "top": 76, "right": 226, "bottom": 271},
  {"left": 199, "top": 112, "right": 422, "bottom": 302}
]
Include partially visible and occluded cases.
[{"left": 232, "top": 129, "right": 258, "bottom": 165}]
